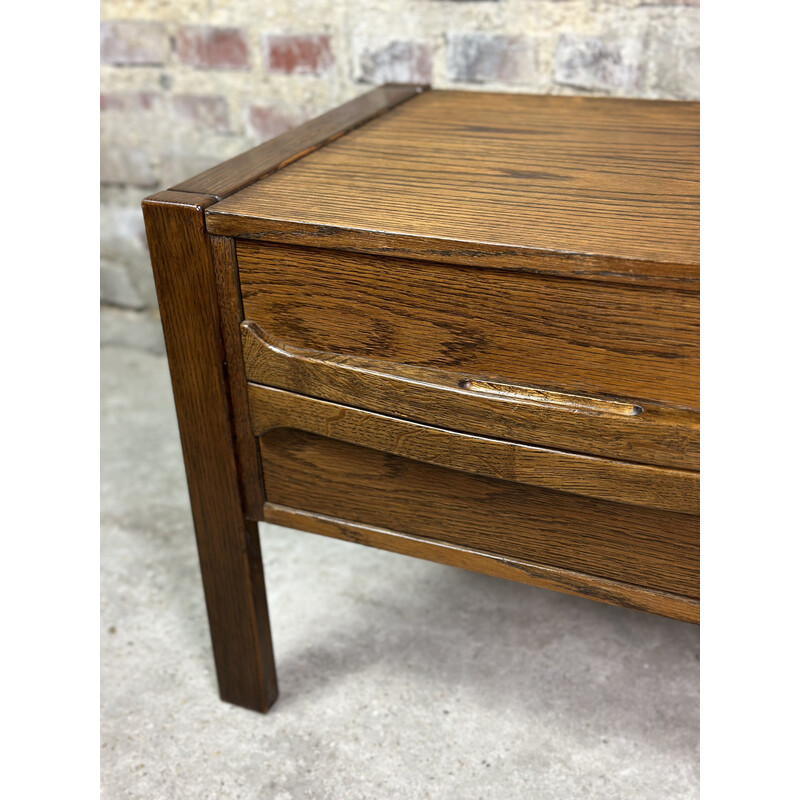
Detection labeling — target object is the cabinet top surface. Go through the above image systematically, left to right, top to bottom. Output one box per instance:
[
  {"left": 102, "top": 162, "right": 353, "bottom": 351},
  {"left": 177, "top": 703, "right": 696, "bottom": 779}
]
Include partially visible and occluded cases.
[{"left": 207, "top": 89, "right": 699, "bottom": 270}]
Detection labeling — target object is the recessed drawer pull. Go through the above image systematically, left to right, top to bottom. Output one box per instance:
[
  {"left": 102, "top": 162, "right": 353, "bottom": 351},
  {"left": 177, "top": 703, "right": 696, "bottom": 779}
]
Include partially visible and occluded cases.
[
  {"left": 240, "top": 321, "right": 698, "bottom": 469},
  {"left": 459, "top": 379, "right": 643, "bottom": 417}
]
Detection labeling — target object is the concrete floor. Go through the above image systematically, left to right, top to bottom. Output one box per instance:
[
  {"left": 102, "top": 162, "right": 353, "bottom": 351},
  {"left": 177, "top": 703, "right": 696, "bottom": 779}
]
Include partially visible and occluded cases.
[{"left": 100, "top": 341, "right": 699, "bottom": 800}]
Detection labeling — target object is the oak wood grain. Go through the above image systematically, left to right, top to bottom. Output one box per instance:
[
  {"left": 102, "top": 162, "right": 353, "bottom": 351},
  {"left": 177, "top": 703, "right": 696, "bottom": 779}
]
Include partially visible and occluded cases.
[
  {"left": 172, "top": 84, "right": 427, "bottom": 199},
  {"left": 207, "top": 90, "right": 699, "bottom": 288},
  {"left": 142, "top": 190, "right": 278, "bottom": 713},
  {"left": 237, "top": 241, "right": 699, "bottom": 409},
  {"left": 241, "top": 321, "right": 698, "bottom": 470},
  {"left": 248, "top": 384, "right": 698, "bottom": 514},
  {"left": 260, "top": 428, "right": 699, "bottom": 599},
  {"left": 263, "top": 504, "right": 699, "bottom": 624}
]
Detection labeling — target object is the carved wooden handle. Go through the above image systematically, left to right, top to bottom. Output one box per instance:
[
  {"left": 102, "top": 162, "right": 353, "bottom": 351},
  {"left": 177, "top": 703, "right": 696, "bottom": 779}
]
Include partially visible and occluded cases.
[
  {"left": 239, "top": 320, "right": 699, "bottom": 470},
  {"left": 459, "top": 379, "right": 642, "bottom": 417}
]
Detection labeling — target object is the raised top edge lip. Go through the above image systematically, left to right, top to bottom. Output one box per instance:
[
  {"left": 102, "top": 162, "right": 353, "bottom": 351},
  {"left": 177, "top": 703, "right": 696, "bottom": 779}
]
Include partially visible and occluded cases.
[{"left": 166, "top": 84, "right": 429, "bottom": 201}]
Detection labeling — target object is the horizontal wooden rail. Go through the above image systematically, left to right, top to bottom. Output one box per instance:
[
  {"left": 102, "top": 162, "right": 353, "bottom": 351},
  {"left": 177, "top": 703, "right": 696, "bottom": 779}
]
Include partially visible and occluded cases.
[
  {"left": 248, "top": 383, "right": 698, "bottom": 514},
  {"left": 262, "top": 504, "right": 700, "bottom": 624}
]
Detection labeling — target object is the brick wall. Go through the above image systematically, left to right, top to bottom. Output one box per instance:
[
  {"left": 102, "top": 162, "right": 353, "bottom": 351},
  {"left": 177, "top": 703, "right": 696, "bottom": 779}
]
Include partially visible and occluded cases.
[{"left": 100, "top": 0, "right": 699, "bottom": 347}]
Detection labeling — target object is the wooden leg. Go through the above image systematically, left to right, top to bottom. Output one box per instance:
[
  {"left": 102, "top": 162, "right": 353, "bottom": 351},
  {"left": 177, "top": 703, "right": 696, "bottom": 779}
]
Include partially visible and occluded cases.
[{"left": 143, "top": 191, "right": 278, "bottom": 712}]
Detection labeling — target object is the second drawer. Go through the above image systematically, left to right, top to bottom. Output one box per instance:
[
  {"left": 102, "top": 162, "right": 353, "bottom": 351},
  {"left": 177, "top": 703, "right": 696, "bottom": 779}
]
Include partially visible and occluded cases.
[
  {"left": 237, "top": 242, "right": 699, "bottom": 470},
  {"left": 255, "top": 415, "right": 699, "bottom": 601}
]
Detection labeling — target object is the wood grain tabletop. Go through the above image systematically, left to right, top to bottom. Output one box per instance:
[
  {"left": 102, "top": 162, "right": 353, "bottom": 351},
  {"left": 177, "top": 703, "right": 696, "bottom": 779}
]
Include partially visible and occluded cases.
[{"left": 207, "top": 90, "right": 699, "bottom": 282}]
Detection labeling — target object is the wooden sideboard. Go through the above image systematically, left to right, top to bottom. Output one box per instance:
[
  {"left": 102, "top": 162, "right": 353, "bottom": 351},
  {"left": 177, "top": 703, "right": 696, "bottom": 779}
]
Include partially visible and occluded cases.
[{"left": 143, "top": 85, "right": 699, "bottom": 713}]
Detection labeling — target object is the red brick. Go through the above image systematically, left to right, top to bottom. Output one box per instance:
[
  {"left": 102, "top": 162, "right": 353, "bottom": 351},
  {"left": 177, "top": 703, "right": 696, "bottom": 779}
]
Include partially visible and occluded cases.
[
  {"left": 100, "top": 21, "right": 168, "bottom": 66},
  {"left": 176, "top": 26, "right": 250, "bottom": 69},
  {"left": 264, "top": 35, "right": 333, "bottom": 75},
  {"left": 357, "top": 41, "right": 432, "bottom": 84},
  {"left": 100, "top": 92, "right": 158, "bottom": 112},
  {"left": 172, "top": 95, "right": 230, "bottom": 133}
]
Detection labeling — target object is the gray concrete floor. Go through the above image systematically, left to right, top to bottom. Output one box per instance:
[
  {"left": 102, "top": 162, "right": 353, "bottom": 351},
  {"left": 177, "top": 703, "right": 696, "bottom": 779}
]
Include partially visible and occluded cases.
[{"left": 100, "top": 343, "right": 699, "bottom": 800}]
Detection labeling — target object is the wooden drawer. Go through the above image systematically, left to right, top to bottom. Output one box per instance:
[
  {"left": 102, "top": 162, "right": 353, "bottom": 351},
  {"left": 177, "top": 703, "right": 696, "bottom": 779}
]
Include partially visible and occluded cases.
[
  {"left": 238, "top": 241, "right": 699, "bottom": 409},
  {"left": 237, "top": 242, "right": 698, "bottom": 470},
  {"left": 246, "top": 383, "right": 698, "bottom": 621},
  {"left": 257, "top": 423, "right": 698, "bottom": 619},
  {"left": 260, "top": 426, "right": 699, "bottom": 598}
]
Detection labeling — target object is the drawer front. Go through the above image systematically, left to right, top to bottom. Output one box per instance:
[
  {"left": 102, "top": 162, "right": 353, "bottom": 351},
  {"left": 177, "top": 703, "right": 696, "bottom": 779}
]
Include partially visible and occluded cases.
[
  {"left": 237, "top": 241, "right": 699, "bottom": 409},
  {"left": 236, "top": 242, "right": 699, "bottom": 470},
  {"left": 258, "top": 426, "right": 699, "bottom": 601}
]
